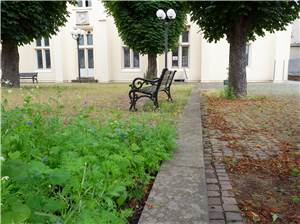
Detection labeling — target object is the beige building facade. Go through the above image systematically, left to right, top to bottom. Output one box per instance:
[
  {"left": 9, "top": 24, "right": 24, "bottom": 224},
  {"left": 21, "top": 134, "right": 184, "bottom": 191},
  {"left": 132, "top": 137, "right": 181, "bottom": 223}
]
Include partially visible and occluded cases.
[
  {"left": 17, "top": 0, "right": 295, "bottom": 83},
  {"left": 289, "top": 18, "right": 300, "bottom": 75}
]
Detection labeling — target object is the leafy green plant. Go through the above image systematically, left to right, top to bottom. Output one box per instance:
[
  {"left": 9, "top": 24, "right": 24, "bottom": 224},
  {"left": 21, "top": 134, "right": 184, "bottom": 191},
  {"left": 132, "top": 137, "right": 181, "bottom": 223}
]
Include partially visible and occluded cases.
[
  {"left": 219, "top": 86, "right": 236, "bottom": 100},
  {"left": 1, "top": 97, "right": 177, "bottom": 224},
  {"left": 290, "top": 167, "right": 299, "bottom": 177},
  {"left": 290, "top": 196, "right": 300, "bottom": 204}
]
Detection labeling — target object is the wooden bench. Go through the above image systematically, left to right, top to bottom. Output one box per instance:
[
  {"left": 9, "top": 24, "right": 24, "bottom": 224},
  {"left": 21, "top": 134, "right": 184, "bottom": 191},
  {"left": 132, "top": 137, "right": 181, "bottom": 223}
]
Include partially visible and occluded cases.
[
  {"left": 129, "top": 68, "right": 176, "bottom": 111},
  {"left": 19, "top": 72, "right": 38, "bottom": 83}
]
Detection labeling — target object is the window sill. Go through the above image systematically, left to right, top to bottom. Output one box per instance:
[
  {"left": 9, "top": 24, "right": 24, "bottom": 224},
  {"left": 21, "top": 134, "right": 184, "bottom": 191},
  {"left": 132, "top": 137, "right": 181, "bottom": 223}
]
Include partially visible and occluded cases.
[
  {"left": 73, "top": 7, "right": 92, "bottom": 11},
  {"left": 291, "top": 43, "right": 300, "bottom": 47},
  {"left": 171, "top": 67, "right": 189, "bottom": 71},
  {"left": 121, "top": 68, "right": 142, "bottom": 73},
  {"left": 35, "top": 69, "right": 52, "bottom": 73}
]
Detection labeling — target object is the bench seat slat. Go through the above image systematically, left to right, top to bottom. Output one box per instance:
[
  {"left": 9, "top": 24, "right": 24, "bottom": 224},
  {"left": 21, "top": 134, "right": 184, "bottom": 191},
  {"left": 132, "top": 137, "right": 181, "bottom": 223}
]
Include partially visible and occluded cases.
[{"left": 19, "top": 73, "right": 38, "bottom": 83}]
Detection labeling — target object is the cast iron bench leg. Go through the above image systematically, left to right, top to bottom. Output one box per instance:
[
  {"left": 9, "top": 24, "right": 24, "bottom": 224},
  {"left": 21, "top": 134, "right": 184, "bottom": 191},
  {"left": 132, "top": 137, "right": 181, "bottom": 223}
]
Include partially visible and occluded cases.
[{"left": 129, "top": 90, "right": 137, "bottom": 111}]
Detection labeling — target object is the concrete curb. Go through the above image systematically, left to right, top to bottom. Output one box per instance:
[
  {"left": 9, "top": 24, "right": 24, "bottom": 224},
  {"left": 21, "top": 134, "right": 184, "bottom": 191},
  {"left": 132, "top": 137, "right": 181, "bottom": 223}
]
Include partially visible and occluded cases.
[{"left": 139, "top": 85, "right": 209, "bottom": 224}]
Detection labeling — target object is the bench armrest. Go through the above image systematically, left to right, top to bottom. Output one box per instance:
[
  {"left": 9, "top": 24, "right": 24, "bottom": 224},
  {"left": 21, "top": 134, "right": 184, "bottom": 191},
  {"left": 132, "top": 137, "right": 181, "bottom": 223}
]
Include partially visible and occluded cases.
[{"left": 130, "top": 77, "right": 159, "bottom": 90}]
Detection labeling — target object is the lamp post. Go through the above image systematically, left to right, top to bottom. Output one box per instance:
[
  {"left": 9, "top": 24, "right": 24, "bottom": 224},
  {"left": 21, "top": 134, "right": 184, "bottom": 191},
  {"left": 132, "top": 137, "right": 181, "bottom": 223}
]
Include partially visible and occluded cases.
[
  {"left": 156, "top": 9, "right": 176, "bottom": 69},
  {"left": 71, "top": 28, "right": 86, "bottom": 83}
]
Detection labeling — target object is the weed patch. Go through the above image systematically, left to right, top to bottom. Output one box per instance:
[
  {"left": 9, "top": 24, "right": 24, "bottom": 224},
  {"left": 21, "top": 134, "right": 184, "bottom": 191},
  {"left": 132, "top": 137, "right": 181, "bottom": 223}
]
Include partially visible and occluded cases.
[{"left": 1, "top": 91, "right": 181, "bottom": 224}]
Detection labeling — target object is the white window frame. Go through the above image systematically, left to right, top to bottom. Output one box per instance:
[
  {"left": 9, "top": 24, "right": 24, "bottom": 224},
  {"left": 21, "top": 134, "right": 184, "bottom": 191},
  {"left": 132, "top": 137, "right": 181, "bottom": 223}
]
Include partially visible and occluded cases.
[
  {"left": 171, "top": 26, "right": 190, "bottom": 69},
  {"left": 78, "top": 31, "right": 94, "bottom": 70},
  {"left": 35, "top": 37, "right": 51, "bottom": 70},
  {"left": 122, "top": 46, "right": 140, "bottom": 69}
]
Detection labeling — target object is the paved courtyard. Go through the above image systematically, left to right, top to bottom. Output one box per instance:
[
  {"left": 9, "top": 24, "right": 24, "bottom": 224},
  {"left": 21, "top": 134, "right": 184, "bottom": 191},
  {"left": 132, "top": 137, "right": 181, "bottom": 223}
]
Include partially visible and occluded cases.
[
  {"left": 139, "top": 81, "right": 299, "bottom": 224},
  {"left": 200, "top": 81, "right": 300, "bottom": 224}
]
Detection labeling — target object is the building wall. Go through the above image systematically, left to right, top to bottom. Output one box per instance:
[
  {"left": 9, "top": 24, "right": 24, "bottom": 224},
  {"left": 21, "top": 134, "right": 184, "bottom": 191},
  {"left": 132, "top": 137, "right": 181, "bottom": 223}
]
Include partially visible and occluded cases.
[
  {"left": 17, "top": 0, "right": 294, "bottom": 83},
  {"left": 289, "top": 18, "right": 300, "bottom": 75},
  {"left": 291, "top": 18, "right": 300, "bottom": 44},
  {"left": 274, "top": 27, "right": 292, "bottom": 81},
  {"left": 247, "top": 32, "right": 276, "bottom": 82},
  {"left": 19, "top": 33, "right": 65, "bottom": 82},
  {"left": 200, "top": 38, "right": 230, "bottom": 82}
]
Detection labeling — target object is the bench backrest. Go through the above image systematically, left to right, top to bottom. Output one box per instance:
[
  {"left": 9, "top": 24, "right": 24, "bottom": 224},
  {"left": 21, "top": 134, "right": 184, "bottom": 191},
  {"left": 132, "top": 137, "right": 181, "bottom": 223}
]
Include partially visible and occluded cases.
[
  {"left": 154, "top": 68, "right": 168, "bottom": 92},
  {"left": 151, "top": 69, "right": 176, "bottom": 94},
  {"left": 158, "top": 70, "right": 176, "bottom": 91},
  {"left": 19, "top": 73, "right": 37, "bottom": 78}
]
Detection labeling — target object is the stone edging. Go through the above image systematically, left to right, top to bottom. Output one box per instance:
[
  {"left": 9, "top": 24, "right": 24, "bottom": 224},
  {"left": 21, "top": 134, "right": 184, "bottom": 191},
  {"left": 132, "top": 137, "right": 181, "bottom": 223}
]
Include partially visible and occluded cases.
[{"left": 200, "top": 93, "right": 245, "bottom": 224}]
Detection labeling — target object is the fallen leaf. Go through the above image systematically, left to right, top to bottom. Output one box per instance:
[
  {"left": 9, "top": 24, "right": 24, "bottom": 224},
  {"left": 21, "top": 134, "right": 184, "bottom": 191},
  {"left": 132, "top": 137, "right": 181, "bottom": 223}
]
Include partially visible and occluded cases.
[
  {"left": 145, "top": 202, "right": 154, "bottom": 209},
  {"left": 271, "top": 213, "right": 279, "bottom": 222}
]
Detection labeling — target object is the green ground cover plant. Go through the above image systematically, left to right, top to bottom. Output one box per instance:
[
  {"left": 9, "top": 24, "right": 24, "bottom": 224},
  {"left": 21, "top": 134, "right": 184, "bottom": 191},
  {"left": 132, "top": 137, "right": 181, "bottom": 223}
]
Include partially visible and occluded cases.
[{"left": 1, "top": 84, "right": 192, "bottom": 224}]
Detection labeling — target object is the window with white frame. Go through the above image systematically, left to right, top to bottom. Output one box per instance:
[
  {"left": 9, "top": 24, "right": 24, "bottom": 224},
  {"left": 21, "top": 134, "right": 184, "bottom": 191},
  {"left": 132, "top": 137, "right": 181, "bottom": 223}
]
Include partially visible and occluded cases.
[
  {"left": 77, "top": 0, "right": 92, "bottom": 7},
  {"left": 172, "top": 26, "right": 190, "bottom": 68},
  {"left": 78, "top": 32, "right": 94, "bottom": 72},
  {"left": 35, "top": 37, "right": 51, "bottom": 69},
  {"left": 122, "top": 47, "right": 140, "bottom": 69}
]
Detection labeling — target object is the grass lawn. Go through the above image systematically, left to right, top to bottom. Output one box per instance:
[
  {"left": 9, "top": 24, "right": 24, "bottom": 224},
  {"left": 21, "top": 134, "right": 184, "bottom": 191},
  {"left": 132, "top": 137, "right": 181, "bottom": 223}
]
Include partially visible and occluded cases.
[
  {"left": 1, "top": 83, "right": 192, "bottom": 224},
  {"left": 201, "top": 84, "right": 300, "bottom": 224}
]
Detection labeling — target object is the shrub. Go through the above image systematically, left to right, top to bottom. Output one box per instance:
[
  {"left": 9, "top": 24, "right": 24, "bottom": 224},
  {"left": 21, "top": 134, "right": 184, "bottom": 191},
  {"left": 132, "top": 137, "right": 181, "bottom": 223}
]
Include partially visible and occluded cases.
[
  {"left": 219, "top": 86, "right": 236, "bottom": 100},
  {"left": 1, "top": 99, "right": 176, "bottom": 224}
]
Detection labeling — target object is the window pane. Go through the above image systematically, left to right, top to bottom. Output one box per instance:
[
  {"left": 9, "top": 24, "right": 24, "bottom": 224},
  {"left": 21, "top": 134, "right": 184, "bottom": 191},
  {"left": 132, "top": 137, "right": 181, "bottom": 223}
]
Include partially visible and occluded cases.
[
  {"left": 77, "top": 0, "right": 83, "bottom": 7},
  {"left": 86, "top": 0, "right": 92, "bottom": 7},
  {"left": 182, "top": 30, "right": 189, "bottom": 43},
  {"left": 87, "top": 33, "right": 93, "bottom": 45},
  {"left": 79, "top": 34, "right": 84, "bottom": 45},
  {"left": 44, "top": 38, "right": 49, "bottom": 46},
  {"left": 36, "top": 39, "right": 42, "bottom": 47},
  {"left": 182, "top": 46, "right": 189, "bottom": 67},
  {"left": 123, "top": 47, "right": 130, "bottom": 68},
  {"left": 172, "top": 48, "right": 179, "bottom": 67},
  {"left": 45, "top": 49, "right": 51, "bottom": 69},
  {"left": 79, "top": 49, "right": 85, "bottom": 68},
  {"left": 88, "top": 49, "right": 94, "bottom": 68},
  {"left": 36, "top": 50, "right": 43, "bottom": 69},
  {"left": 133, "top": 51, "right": 139, "bottom": 68}
]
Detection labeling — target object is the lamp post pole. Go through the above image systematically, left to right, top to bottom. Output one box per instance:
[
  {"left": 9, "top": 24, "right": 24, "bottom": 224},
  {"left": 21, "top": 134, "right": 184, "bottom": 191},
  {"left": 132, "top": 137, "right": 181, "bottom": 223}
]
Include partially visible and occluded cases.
[
  {"left": 156, "top": 9, "right": 176, "bottom": 69},
  {"left": 164, "top": 21, "right": 168, "bottom": 69},
  {"left": 71, "top": 28, "right": 86, "bottom": 83},
  {"left": 76, "top": 37, "right": 81, "bottom": 83}
]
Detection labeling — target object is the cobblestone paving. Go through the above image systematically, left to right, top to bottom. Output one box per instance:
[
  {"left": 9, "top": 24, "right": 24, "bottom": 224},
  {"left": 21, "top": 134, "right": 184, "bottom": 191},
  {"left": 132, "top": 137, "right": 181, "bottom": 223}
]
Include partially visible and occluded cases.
[
  {"left": 199, "top": 81, "right": 300, "bottom": 224},
  {"left": 201, "top": 97, "right": 245, "bottom": 224}
]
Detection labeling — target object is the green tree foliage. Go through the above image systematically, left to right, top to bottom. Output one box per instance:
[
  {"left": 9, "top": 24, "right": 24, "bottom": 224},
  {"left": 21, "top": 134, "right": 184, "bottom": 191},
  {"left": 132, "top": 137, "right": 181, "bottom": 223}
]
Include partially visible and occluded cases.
[
  {"left": 1, "top": 1, "right": 73, "bottom": 87},
  {"left": 104, "top": 1, "right": 188, "bottom": 79},
  {"left": 190, "top": 1, "right": 300, "bottom": 97}
]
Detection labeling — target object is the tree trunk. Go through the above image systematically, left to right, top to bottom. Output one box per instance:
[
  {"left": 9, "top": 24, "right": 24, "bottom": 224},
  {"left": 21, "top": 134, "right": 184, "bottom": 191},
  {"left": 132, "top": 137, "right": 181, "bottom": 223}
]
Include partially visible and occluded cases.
[
  {"left": 228, "top": 18, "right": 248, "bottom": 97},
  {"left": 1, "top": 39, "right": 20, "bottom": 87},
  {"left": 146, "top": 53, "right": 157, "bottom": 80}
]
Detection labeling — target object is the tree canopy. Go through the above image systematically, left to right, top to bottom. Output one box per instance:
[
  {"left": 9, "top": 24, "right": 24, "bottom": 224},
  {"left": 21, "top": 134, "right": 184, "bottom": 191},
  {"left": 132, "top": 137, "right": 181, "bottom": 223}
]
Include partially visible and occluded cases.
[
  {"left": 1, "top": 1, "right": 73, "bottom": 45},
  {"left": 1, "top": 1, "right": 74, "bottom": 87},
  {"left": 104, "top": 1, "right": 188, "bottom": 55},
  {"left": 189, "top": 1, "right": 300, "bottom": 43},
  {"left": 189, "top": 1, "right": 300, "bottom": 97}
]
